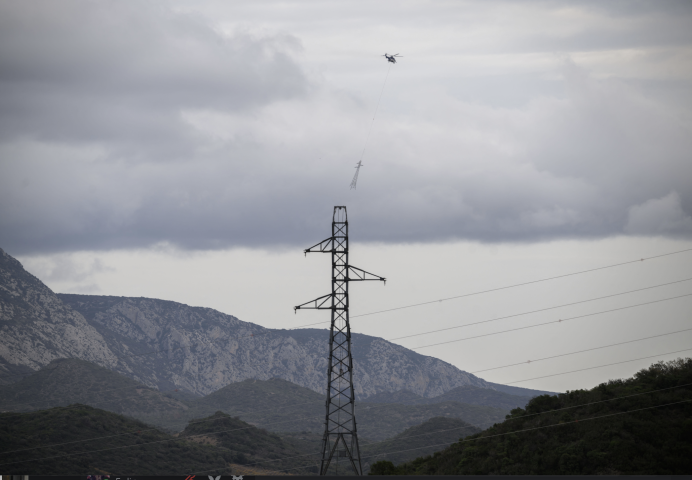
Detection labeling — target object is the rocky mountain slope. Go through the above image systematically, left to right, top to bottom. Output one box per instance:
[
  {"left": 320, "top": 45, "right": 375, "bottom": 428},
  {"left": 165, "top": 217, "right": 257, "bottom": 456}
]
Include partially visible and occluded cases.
[
  {"left": 1, "top": 246, "right": 497, "bottom": 399},
  {"left": 0, "top": 248, "right": 118, "bottom": 374},
  {"left": 59, "top": 293, "right": 491, "bottom": 398}
]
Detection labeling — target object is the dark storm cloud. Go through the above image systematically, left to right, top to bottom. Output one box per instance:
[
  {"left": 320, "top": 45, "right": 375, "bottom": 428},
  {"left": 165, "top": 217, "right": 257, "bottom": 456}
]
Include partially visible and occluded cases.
[
  {"left": 0, "top": 0, "right": 691, "bottom": 255},
  {"left": 0, "top": 0, "right": 307, "bottom": 155}
]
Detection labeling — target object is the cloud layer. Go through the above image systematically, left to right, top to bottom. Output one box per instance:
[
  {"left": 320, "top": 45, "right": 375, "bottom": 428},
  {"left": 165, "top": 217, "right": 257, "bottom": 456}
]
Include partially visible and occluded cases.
[{"left": 1, "top": 0, "right": 691, "bottom": 255}]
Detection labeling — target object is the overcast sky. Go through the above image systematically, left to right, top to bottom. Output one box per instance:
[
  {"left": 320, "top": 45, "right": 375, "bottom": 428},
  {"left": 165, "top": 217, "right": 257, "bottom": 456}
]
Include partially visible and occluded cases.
[{"left": 2, "top": 0, "right": 692, "bottom": 393}]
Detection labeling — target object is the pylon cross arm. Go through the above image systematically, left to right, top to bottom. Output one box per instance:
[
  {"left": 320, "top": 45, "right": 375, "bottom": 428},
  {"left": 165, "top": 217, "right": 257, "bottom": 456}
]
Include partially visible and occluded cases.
[
  {"left": 304, "top": 236, "right": 334, "bottom": 255},
  {"left": 348, "top": 265, "right": 386, "bottom": 284},
  {"left": 294, "top": 293, "right": 333, "bottom": 312}
]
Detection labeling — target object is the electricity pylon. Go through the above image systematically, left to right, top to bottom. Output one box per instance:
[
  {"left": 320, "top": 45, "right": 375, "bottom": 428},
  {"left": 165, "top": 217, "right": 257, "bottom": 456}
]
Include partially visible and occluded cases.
[
  {"left": 350, "top": 161, "right": 363, "bottom": 189},
  {"left": 295, "top": 206, "right": 385, "bottom": 475}
]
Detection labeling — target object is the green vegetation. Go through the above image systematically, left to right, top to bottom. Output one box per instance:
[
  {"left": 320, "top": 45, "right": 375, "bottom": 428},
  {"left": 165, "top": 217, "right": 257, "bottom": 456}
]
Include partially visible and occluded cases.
[
  {"left": 372, "top": 358, "right": 692, "bottom": 475},
  {"left": 358, "top": 401, "right": 503, "bottom": 439},
  {"left": 0, "top": 404, "right": 322, "bottom": 475},
  {"left": 0, "top": 405, "right": 234, "bottom": 475},
  {"left": 180, "top": 411, "right": 319, "bottom": 474},
  {"left": 361, "top": 416, "right": 481, "bottom": 471}
]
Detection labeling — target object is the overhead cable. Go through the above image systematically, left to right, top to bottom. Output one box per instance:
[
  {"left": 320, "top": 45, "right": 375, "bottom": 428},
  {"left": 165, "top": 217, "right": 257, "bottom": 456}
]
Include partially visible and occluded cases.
[
  {"left": 350, "top": 247, "right": 692, "bottom": 318},
  {"left": 390, "top": 277, "right": 692, "bottom": 341},
  {"left": 411, "top": 292, "right": 692, "bottom": 350},
  {"left": 470, "top": 327, "right": 692, "bottom": 374},
  {"left": 505, "top": 347, "right": 692, "bottom": 385}
]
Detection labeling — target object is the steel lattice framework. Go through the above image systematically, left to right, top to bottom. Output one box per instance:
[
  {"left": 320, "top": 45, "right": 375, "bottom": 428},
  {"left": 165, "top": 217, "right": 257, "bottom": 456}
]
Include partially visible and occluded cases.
[{"left": 295, "top": 206, "right": 386, "bottom": 476}]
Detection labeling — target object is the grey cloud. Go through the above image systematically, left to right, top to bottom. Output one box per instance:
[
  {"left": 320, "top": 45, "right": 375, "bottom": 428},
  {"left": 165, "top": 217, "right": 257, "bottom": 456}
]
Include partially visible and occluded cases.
[
  {"left": 0, "top": 0, "right": 309, "bottom": 157},
  {"left": 1, "top": 1, "right": 691, "bottom": 255},
  {"left": 625, "top": 191, "right": 692, "bottom": 236},
  {"left": 39, "top": 257, "right": 114, "bottom": 283}
]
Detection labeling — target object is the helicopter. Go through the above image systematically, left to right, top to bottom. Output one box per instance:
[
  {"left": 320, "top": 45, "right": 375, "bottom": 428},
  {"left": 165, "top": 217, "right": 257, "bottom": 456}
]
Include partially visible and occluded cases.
[{"left": 383, "top": 53, "right": 402, "bottom": 64}]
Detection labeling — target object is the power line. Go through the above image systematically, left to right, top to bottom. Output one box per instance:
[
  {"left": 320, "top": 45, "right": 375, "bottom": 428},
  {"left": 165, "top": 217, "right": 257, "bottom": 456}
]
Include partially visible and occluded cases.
[
  {"left": 349, "top": 246, "right": 692, "bottom": 319},
  {"left": 278, "top": 247, "right": 692, "bottom": 331},
  {"left": 287, "top": 272, "right": 692, "bottom": 332},
  {"left": 390, "top": 277, "right": 692, "bottom": 342},
  {"left": 151, "top": 282, "right": 692, "bottom": 374},
  {"left": 411, "top": 292, "right": 692, "bottom": 350},
  {"left": 470, "top": 327, "right": 692, "bottom": 374},
  {"left": 505, "top": 347, "right": 692, "bottom": 385}
]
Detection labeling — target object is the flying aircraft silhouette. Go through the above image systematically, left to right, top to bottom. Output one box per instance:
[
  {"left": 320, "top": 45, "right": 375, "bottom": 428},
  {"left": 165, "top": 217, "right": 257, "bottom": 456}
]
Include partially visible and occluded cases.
[{"left": 383, "top": 53, "right": 401, "bottom": 64}]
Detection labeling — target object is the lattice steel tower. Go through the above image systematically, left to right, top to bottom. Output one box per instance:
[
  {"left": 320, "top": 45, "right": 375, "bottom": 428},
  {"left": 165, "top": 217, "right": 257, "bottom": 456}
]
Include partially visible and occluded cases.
[{"left": 295, "top": 206, "right": 386, "bottom": 475}]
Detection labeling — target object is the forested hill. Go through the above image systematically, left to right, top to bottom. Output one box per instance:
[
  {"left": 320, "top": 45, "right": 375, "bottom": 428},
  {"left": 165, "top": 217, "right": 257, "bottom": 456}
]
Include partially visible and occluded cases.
[
  {"left": 372, "top": 358, "right": 692, "bottom": 475},
  {"left": 0, "top": 405, "right": 315, "bottom": 475}
]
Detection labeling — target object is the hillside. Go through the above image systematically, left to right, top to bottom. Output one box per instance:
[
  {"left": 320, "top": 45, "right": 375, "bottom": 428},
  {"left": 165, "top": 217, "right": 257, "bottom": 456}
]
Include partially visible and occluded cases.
[
  {"left": 0, "top": 358, "right": 190, "bottom": 425},
  {"left": 380, "top": 358, "right": 692, "bottom": 475},
  {"left": 0, "top": 361, "right": 508, "bottom": 441},
  {"left": 169, "top": 377, "right": 508, "bottom": 439},
  {"left": 485, "top": 382, "right": 556, "bottom": 397},
  {"left": 361, "top": 384, "right": 536, "bottom": 411},
  {"left": 358, "top": 401, "right": 505, "bottom": 440},
  {"left": 0, "top": 404, "right": 326, "bottom": 475},
  {"left": 0, "top": 405, "right": 235, "bottom": 475},
  {"left": 179, "top": 411, "right": 319, "bottom": 474},
  {"left": 361, "top": 416, "right": 482, "bottom": 472}
]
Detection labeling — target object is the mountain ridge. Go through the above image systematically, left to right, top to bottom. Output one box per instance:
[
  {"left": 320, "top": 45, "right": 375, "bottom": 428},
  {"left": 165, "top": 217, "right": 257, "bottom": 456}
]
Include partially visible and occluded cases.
[
  {"left": 1, "top": 246, "right": 536, "bottom": 402},
  {"left": 58, "top": 291, "right": 491, "bottom": 398},
  {"left": 0, "top": 358, "right": 510, "bottom": 441},
  {"left": 361, "top": 384, "right": 536, "bottom": 410}
]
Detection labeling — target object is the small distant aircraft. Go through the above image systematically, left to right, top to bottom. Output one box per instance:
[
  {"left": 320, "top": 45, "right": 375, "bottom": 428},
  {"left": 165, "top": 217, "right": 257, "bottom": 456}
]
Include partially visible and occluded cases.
[{"left": 383, "top": 53, "right": 402, "bottom": 64}]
